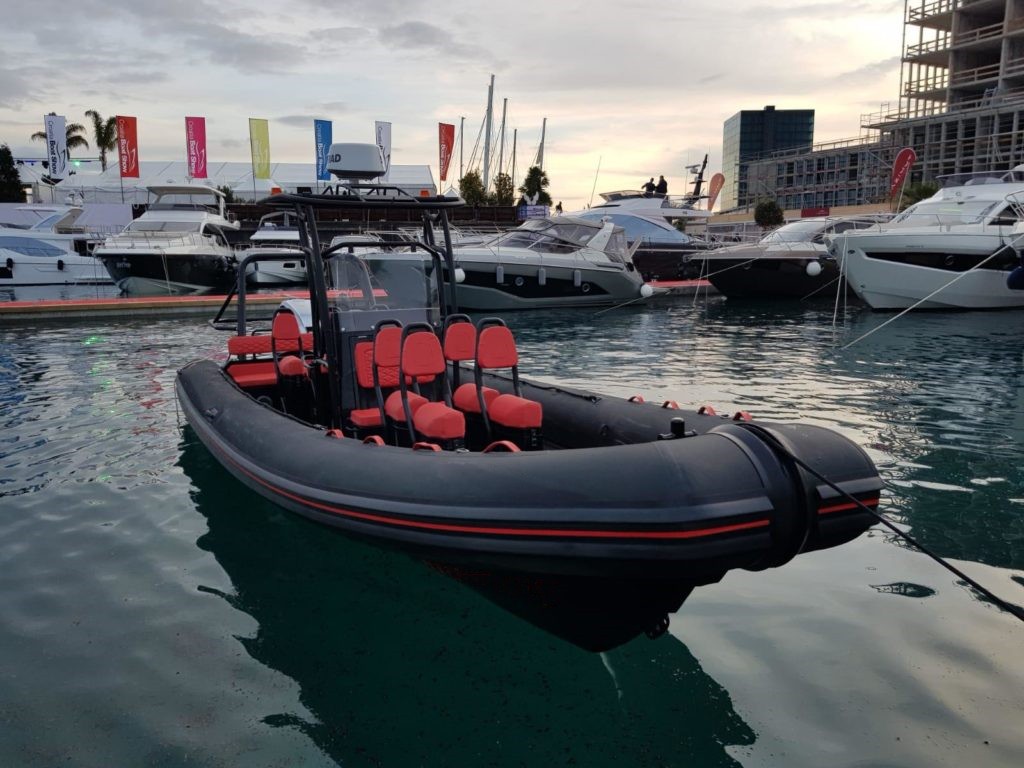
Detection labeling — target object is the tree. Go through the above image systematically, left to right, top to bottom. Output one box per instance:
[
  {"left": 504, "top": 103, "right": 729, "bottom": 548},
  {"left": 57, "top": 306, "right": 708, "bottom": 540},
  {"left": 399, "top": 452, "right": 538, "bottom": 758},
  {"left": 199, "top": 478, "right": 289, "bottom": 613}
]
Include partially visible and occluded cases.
[
  {"left": 84, "top": 110, "right": 118, "bottom": 172},
  {"left": 30, "top": 113, "right": 89, "bottom": 154},
  {"left": 0, "top": 144, "right": 25, "bottom": 202},
  {"left": 518, "top": 165, "right": 552, "bottom": 206},
  {"left": 458, "top": 170, "right": 487, "bottom": 206},
  {"left": 491, "top": 172, "right": 514, "bottom": 205},
  {"left": 897, "top": 181, "right": 940, "bottom": 211},
  {"left": 216, "top": 185, "right": 236, "bottom": 204},
  {"left": 754, "top": 199, "right": 785, "bottom": 228}
]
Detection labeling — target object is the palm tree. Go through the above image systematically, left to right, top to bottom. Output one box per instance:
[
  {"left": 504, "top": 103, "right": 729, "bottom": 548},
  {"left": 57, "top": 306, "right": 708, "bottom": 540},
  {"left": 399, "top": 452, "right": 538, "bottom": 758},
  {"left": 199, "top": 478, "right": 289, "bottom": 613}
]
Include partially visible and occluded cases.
[
  {"left": 84, "top": 110, "right": 118, "bottom": 172},
  {"left": 30, "top": 113, "right": 90, "bottom": 155},
  {"left": 518, "top": 165, "right": 552, "bottom": 206}
]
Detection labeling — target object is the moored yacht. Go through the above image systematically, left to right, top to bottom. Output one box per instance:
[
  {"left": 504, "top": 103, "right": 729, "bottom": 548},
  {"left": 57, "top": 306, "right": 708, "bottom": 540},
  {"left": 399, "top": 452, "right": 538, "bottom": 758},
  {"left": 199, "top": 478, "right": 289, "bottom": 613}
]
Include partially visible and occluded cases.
[
  {"left": 837, "top": 168, "right": 1024, "bottom": 309},
  {"left": 95, "top": 185, "right": 240, "bottom": 295},
  {"left": 0, "top": 205, "right": 110, "bottom": 286},
  {"left": 242, "top": 212, "right": 306, "bottom": 286},
  {"left": 703, "top": 215, "right": 890, "bottom": 299},
  {"left": 451, "top": 216, "right": 652, "bottom": 310}
]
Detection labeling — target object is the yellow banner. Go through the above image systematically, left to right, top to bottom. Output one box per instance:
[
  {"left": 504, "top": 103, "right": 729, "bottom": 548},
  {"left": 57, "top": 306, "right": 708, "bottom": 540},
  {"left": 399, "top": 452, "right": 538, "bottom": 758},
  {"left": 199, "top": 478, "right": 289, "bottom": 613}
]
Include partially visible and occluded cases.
[{"left": 249, "top": 118, "right": 271, "bottom": 179}]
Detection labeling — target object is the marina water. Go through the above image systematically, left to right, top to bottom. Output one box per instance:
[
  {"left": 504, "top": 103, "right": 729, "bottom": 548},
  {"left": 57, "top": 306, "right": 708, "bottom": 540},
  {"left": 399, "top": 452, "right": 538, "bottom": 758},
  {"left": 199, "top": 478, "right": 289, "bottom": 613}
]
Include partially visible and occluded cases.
[{"left": 1, "top": 296, "right": 1022, "bottom": 767}]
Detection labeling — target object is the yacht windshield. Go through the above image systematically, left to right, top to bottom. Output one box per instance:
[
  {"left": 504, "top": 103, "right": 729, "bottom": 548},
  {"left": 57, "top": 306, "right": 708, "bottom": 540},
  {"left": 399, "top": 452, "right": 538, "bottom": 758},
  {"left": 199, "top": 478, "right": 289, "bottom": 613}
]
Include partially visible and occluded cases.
[
  {"left": 891, "top": 199, "right": 999, "bottom": 226},
  {"left": 493, "top": 219, "right": 602, "bottom": 253},
  {"left": 760, "top": 220, "right": 827, "bottom": 243},
  {"left": 124, "top": 221, "right": 203, "bottom": 233},
  {"left": 328, "top": 251, "right": 438, "bottom": 312}
]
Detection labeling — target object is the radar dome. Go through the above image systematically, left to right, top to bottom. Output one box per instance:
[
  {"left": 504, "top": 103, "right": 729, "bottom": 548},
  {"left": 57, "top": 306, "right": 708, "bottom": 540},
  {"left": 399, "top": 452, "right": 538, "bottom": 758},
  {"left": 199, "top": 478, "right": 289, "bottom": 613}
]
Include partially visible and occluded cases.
[{"left": 326, "top": 143, "right": 386, "bottom": 180}]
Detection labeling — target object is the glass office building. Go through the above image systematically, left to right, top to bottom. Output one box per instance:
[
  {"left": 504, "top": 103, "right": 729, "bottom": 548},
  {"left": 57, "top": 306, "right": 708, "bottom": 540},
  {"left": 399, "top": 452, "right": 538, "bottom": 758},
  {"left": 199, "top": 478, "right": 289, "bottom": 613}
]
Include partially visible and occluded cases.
[{"left": 721, "top": 106, "right": 815, "bottom": 211}]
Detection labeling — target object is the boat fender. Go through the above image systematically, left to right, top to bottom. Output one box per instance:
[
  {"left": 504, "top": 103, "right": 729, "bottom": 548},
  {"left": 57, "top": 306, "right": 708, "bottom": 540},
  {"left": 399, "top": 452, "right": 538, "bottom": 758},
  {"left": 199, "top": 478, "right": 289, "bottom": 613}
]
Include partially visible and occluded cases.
[
  {"left": 5, "top": 257, "right": 12, "bottom": 271},
  {"left": 57, "top": 259, "right": 65, "bottom": 271},
  {"left": 805, "top": 260, "right": 823, "bottom": 277},
  {"left": 1007, "top": 263, "right": 1024, "bottom": 290},
  {"left": 495, "top": 265, "right": 504, "bottom": 283},
  {"left": 537, "top": 267, "right": 547, "bottom": 285},
  {"left": 572, "top": 269, "right": 582, "bottom": 287},
  {"left": 628, "top": 395, "right": 645, "bottom": 403},
  {"left": 660, "top": 400, "right": 679, "bottom": 409},
  {"left": 697, "top": 404, "right": 717, "bottom": 416},
  {"left": 732, "top": 411, "right": 752, "bottom": 421},
  {"left": 325, "top": 429, "right": 345, "bottom": 439},
  {"left": 362, "top": 435, "right": 385, "bottom": 445},
  {"left": 482, "top": 440, "right": 520, "bottom": 453},
  {"left": 413, "top": 442, "right": 442, "bottom": 452}
]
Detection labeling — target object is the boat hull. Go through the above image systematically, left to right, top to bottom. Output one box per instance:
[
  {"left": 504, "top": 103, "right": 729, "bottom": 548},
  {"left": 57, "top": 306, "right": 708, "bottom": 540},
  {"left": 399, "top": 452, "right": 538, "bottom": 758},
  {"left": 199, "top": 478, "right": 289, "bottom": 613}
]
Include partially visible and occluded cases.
[
  {"left": 842, "top": 245, "right": 1023, "bottom": 310},
  {"left": 98, "top": 250, "right": 236, "bottom": 295},
  {"left": 453, "top": 259, "right": 645, "bottom": 310},
  {"left": 176, "top": 359, "right": 880, "bottom": 583}
]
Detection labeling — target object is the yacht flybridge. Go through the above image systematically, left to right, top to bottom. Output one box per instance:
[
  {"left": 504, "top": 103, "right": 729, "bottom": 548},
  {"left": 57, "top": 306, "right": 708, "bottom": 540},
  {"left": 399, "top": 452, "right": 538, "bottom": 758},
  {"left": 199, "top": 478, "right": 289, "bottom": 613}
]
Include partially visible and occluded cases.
[
  {"left": 176, "top": 143, "right": 881, "bottom": 651},
  {"left": 837, "top": 167, "right": 1024, "bottom": 309},
  {"left": 95, "top": 185, "right": 240, "bottom": 295}
]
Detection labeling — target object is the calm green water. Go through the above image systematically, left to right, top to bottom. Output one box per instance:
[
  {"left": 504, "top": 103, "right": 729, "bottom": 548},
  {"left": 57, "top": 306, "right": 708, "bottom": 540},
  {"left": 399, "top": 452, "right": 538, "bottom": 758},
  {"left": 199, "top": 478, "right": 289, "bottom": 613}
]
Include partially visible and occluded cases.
[{"left": 1, "top": 297, "right": 1022, "bottom": 767}]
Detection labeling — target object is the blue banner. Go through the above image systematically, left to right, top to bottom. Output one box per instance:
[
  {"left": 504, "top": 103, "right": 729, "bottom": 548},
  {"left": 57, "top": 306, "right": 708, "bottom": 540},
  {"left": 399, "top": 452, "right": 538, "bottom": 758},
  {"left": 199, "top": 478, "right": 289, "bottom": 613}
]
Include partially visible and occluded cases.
[{"left": 314, "top": 119, "right": 332, "bottom": 181}]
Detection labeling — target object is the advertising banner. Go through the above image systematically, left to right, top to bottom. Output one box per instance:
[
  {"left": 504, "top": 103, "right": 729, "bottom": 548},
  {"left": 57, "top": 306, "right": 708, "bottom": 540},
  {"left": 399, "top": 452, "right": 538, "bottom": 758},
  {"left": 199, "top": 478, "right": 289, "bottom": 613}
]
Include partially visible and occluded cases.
[
  {"left": 44, "top": 114, "right": 68, "bottom": 180},
  {"left": 116, "top": 115, "right": 140, "bottom": 178},
  {"left": 185, "top": 116, "right": 207, "bottom": 179},
  {"left": 249, "top": 118, "right": 271, "bottom": 179},
  {"left": 314, "top": 119, "right": 332, "bottom": 181},
  {"left": 375, "top": 120, "right": 391, "bottom": 179},
  {"left": 438, "top": 122, "right": 455, "bottom": 182},
  {"left": 889, "top": 147, "right": 917, "bottom": 199},
  {"left": 707, "top": 172, "right": 725, "bottom": 211}
]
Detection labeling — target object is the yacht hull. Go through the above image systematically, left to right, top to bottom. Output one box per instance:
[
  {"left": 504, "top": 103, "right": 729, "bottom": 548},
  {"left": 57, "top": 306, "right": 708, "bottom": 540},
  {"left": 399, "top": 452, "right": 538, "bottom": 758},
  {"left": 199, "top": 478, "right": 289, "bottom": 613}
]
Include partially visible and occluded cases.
[
  {"left": 98, "top": 250, "right": 236, "bottom": 295},
  {"left": 704, "top": 253, "right": 839, "bottom": 299},
  {"left": 454, "top": 259, "right": 645, "bottom": 310}
]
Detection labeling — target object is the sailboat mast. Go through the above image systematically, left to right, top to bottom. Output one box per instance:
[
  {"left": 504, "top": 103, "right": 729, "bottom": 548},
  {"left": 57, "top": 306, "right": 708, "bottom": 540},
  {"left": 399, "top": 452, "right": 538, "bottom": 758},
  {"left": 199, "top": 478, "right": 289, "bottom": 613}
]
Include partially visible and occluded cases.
[
  {"left": 483, "top": 74, "right": 494, "bottom": 191},
  {"left": 498, "top": 98, "right": 507, "bottom": 179},
  {"left": 459, "top": 116, "right": 465, "bottom": 180},
  {"left": 537, "top": 117, "right": 547, "bottom": 171},
  {"left": 511, "top": 128, "right": 518, "bottom": 191}
]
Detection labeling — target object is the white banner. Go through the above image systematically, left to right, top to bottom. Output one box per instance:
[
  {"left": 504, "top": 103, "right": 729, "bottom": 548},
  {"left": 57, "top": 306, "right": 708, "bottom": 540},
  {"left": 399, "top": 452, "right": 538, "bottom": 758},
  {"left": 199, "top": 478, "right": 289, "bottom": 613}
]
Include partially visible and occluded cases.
[
  {"left": 44, "top": 114, "right": 68, "bottom": 181},
  {"left": 375, "top": 120, "right": 391, "bottom": 180}
]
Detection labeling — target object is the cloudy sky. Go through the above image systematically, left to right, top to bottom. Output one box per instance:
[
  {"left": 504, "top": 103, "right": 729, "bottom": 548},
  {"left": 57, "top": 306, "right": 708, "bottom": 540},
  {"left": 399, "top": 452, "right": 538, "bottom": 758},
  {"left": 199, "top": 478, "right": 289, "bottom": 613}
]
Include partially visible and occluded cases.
[{"left": 1, "top": 0, "right": 904, "bottom": 209}]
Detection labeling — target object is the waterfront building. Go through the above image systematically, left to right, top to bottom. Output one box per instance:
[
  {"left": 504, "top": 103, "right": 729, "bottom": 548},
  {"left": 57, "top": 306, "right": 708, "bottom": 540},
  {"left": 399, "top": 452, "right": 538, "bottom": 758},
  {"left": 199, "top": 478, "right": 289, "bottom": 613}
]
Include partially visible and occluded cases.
[
  {"left": 727, "top": 0, "right": 1024, "bottom": 214},
  {"left": 720, "top": 106, "right": 814, "bottom": 211}
]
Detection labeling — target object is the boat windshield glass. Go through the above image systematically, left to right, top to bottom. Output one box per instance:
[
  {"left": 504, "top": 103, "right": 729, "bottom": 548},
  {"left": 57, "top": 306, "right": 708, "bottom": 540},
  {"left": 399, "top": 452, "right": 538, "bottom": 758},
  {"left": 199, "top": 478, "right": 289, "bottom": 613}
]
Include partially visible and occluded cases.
[
  {"left": 891, "top": 199, "right": 999, "bottom": 226},
  {"left": 28, "top": 212, "right": 65, "bottom": 230},
  {"left": 124, "top": 220, "right": 203, "bottom": 233},
  {"left": 760, "top": 220, "right": 827, "bottom": 243},
  {"left": 328, "top": 251, "right": 438, "bottom": 312}
]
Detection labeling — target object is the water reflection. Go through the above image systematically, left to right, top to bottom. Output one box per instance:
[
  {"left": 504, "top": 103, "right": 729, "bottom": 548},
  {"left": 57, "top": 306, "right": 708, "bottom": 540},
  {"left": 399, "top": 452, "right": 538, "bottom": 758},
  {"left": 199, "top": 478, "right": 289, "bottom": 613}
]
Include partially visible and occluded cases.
[{"left": 179, "top": 436, "right": 756, "bottom": 766}]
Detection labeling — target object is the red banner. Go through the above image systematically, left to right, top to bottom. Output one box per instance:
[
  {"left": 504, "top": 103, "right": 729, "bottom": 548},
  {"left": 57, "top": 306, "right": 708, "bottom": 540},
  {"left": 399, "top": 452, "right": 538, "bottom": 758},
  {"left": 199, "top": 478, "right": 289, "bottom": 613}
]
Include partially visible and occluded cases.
[
  {"left": 116, "top": 115, "right": 139, "bottom": 178},
  {"left": 185, "top": 116, "right": 208, "bottom": 179},
  {"left": 438, "top": 122, "right": 455, "bottom": 181},
  {"left": 889, "top": 147, "right": 917, "bottom": 199},
  {"left": 707, "top": 172, "right": 725, "bottom": 211}
]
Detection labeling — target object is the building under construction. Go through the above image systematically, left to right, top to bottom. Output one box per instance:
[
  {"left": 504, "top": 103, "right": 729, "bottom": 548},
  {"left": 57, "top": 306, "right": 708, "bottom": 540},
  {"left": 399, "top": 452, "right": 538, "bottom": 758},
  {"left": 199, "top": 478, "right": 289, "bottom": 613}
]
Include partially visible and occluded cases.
[{"left": 736, "top": 0, "right": 1024, "bottom": 214}]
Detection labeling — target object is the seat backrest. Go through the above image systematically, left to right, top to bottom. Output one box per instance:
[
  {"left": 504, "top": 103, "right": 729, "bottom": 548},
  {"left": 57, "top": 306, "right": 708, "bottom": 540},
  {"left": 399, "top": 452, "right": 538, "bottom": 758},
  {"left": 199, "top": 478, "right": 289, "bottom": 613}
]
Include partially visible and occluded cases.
[
  {"left": 272, "top": 311, "right": 302, "bottom": 344},
  {"left": 443, "top": 321, "right": 477, "bottom": 363},
  {"left": 372, "top": 325, "right": 403, "bottom": 388},
  {"left": 477, "top": 325, "right": 518, "bottom": 370},
  {"left": 402, "top": 330, "right": 446, "bottom": 380}
]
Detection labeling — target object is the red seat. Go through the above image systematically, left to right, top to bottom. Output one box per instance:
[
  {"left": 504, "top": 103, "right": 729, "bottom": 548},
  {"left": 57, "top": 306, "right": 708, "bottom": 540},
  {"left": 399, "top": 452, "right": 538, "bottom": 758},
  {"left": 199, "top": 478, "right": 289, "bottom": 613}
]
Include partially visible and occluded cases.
[
  {"left": 443, "top": 314, "right": 498, "bottom": 414},
  {"left": 473, "top": 320, "right": 543, "bottom": 446},
  {"left": 399, "top": 325, "right": 465, "bottom": 445}
]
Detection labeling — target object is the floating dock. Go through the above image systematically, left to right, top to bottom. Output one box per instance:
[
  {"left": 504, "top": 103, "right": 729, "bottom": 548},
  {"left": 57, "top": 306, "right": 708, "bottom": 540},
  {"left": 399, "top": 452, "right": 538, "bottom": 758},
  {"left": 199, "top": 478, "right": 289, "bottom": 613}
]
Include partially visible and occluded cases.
[{"left": 0, "top": 280, "right": 715, "bottom": 323}]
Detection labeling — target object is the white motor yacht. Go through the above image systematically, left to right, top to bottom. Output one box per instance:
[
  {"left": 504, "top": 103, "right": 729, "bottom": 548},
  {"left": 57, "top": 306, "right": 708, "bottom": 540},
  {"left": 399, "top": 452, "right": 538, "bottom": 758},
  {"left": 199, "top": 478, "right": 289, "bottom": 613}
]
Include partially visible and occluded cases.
[
  {"left": 836, "top": 168, "right": 1024, "bottom": 309},
  {"left": 95, "top": 185, "right": 240, "bottom": 295},
  {"left": 0, "top": 206, "right": 110, "bottom": 287},
  {"left": 242, "top": 212, "right": 305, "bottom": 286},
  {"left": 703, "top": 215, "right": 890, "bottom": 299},
  {"left": 451, "top": 216, "right": 651, "bottom": 311}
]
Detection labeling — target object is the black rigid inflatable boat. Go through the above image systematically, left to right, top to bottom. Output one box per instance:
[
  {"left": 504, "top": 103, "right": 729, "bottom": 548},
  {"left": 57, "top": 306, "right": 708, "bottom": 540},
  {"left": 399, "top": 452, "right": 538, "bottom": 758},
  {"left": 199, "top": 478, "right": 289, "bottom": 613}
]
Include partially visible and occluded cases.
[{"left": 176, "top": 144, "right": 882, "bottom": 651}]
